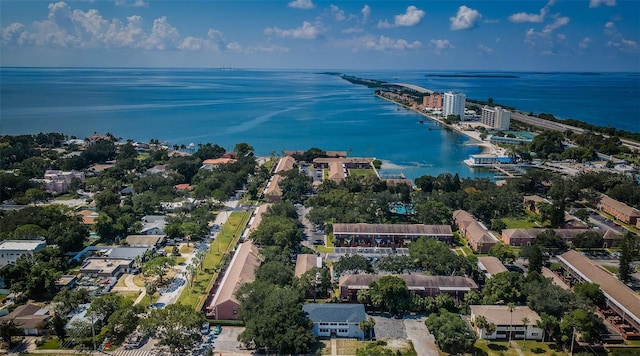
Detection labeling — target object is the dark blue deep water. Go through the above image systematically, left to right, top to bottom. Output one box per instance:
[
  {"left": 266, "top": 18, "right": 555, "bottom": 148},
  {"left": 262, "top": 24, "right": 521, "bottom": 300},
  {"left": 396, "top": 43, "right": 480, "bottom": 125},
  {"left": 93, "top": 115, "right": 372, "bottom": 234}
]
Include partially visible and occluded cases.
[{"left": 1, "top": 68, "right": 638, "bottom": 179}]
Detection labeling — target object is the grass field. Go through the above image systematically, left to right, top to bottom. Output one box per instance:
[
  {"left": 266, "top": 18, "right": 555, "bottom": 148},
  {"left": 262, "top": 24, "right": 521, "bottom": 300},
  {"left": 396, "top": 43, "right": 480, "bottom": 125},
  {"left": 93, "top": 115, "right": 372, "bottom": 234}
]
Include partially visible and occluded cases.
[
  {"left": 348, "top": 169, "right": 377, "bottom": 177},
  {"left": 176, "top": 211, "right": 250, "bottom": 309},
  {"left": 501, "top": 217, "right": 540, "bottom": 229},
  {"left": 603, "top": 265, "right": 619, "bottom": 274},
  {"left": 37, "top": 338, "right": 62, "bottom": 349},
  {"left": 473, "top": 340, "right": 567, "bottom": 356}
]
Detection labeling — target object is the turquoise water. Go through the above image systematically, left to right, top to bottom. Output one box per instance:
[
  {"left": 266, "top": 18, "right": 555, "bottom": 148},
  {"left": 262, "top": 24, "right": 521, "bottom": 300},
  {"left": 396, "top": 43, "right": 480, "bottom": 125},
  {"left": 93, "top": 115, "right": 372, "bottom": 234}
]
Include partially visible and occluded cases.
[{"left": 1, "top": 68, "right": 638, "bottom": 179}]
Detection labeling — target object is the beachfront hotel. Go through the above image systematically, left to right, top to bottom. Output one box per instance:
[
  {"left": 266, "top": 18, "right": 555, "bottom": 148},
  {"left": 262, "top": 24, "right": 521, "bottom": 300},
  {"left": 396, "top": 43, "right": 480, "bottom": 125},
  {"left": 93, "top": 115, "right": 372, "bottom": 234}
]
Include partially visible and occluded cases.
[
  {"left": 443, "top": 91, "right": 466, "bottom": 120},
  {"left": 423, "top": 93, "right": 443, "bottom": 109},
  {"left": 481, "top": 106, "right": 511, "bottom": 130}
]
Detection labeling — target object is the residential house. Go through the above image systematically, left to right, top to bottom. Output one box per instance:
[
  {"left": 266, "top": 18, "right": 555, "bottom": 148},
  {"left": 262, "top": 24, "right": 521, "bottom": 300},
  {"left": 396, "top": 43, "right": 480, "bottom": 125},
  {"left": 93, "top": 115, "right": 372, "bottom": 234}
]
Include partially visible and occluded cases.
[
  {"left": 201, "top": 157, "right": 237, "bottom": 170},
  {"left": 34, "top": 170, "right": 85, "bottom": 194},
  {"left": 598, "top": 194, "right": 640, "bottom": 225},
  {"left": 523, "top": 195, "right": 551, "bottom": 214},
  {"left": 77, "top": 209, "right": 99, "bottom": 226},
  {"left": 453, "top": 210, "right": 498, "bottom": 253},
  {"left": 140, "top": 215, "right": 167, "bottom": 235},
  {"left": 332, "top": 223, "right": 453, "bottom": 247},
  {"left": 125, "top": 235, "right": 165, "bottom": 248},
  {"left": 0, "top": 240, "right": 47, "bottom": 267},
  {"left": 79, "top": 258, "right": 134, "bottom": 278},
  {"left": 339, "top": 274, "right": 477, "bottom": 302},
  {"left": 303, "top": 303, "right": 366, "bottom": 339},
  {"left": 0, "top": 304, "right": 50, "bottom": 336},
  {"left": 470, "top": 305, "right": 543, "bottom": 341}
]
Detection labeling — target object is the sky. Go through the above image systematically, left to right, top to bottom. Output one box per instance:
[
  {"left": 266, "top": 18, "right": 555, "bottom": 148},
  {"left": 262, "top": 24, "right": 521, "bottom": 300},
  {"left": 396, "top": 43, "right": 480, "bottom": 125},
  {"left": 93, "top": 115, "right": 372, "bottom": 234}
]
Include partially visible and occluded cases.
[{"left": 1, "top": 0, "right": 639, "bottom": 71}]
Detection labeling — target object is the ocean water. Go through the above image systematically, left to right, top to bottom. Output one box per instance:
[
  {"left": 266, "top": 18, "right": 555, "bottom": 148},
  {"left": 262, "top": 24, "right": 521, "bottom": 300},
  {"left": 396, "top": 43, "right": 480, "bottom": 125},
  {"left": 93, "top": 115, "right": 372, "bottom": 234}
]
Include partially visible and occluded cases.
[{"left": 1, "top": 68, "right": 638, "bottom": 179}]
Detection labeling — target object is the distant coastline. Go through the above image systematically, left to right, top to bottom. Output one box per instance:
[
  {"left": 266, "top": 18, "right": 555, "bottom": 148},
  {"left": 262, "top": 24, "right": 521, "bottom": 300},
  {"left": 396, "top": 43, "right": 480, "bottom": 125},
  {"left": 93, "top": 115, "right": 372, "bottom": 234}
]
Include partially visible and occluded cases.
[{"left": 424, "top": 74, "right": 518, "bottom": 78}]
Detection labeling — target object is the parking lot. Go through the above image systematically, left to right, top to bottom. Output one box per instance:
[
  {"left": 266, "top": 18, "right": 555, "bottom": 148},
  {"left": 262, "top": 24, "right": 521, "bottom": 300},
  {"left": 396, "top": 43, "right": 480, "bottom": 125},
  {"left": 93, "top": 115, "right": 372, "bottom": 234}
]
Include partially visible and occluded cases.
[{"left": 212, "top": 326, "right": 247, "bottom": 354}]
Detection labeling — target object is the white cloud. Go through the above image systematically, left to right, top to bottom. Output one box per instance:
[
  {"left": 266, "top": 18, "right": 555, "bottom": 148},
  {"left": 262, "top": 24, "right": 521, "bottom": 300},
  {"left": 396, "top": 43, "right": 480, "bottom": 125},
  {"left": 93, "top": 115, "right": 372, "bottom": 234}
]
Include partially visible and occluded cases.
[
  {"left": 115, "top": 0, "right": 148, "bottom": 7},
  {"left": 288, "top": 0, "right": 315, "bottom": 10},
  {"left": 509, "top": 0, "right": 555, "bottom": 23},
  {"left": 589, "top": 0, "right": 616, "bottom": 8},
  {"left": 0, "top": 1, "right": 232, "bottom": 53},
  {"left": 330, "top": 5, "right": 346, "bottom": 21},
  {"left": 362, "top": 5, "right": 371, "bottom": 23},
  {"left": 378, "top": 5, "right": 425, "bottom": 29},
  {"left": 450, "top": 5, "right": 481, "bottom": 30},
  {"left": 542, "top": 16, "right": 570, "bottom": 35},
  {"left": 264, "top": 21, "right": 322, "bottom": 39},
  {"left": 605, "top": 21, "right": 615, "bottom": 28},
  {"left": 342, "top": 27, "right": 363, "bottom": 34},
  {"left": 364, "top": 35, "right": 421, "bottom": 50},
  {"left": 579, "top": 37, "right": 591, "bottom": 49},
  {"left": 429, "top": 39, "right": 453, "bottom": 54},
  {"left": 608, "top": 39, "right": 639, "bottom": 53},
  {"left": 226, "top": 42, "right": 242, "bottom": 51},
  {"left": 478, "top": 44, "right": 493, "bottom": 55},
  {"left": 249, "top": 45, "right": 290, "bottom": 53}
]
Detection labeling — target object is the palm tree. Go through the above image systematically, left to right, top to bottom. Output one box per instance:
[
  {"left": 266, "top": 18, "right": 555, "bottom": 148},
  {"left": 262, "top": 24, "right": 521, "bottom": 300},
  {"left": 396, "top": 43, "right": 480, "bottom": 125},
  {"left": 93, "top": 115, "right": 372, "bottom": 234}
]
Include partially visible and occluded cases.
[
  {"left": 508, "top": 303, "right": 516, "bottom": 342},
  {"left": 522, "top": 317, "right": 530, "bottom": 348}
]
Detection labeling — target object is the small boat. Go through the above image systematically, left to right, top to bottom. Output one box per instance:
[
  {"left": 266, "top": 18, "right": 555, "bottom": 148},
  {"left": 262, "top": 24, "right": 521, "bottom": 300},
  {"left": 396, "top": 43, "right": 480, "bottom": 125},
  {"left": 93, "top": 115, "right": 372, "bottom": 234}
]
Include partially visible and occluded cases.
[{"left": 419, "top": 119, "right": 424, "bottom": 123}]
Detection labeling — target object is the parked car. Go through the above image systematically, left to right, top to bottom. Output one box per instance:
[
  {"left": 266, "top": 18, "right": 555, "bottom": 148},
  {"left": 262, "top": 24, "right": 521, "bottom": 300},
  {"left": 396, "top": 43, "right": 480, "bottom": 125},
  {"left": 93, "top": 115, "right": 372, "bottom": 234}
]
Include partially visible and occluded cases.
[
  {"left": 201, "top": 322, "right": 210, "bottom": 335},
  {"left": 213, "top": 324, "right": 222, "bottom": 335}
]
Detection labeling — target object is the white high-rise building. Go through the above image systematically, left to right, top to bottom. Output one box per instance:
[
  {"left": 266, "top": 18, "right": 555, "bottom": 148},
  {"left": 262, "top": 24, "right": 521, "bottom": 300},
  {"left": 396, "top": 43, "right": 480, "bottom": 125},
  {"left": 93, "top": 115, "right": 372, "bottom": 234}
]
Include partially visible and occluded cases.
[
  {"left": 443, "top": 92, "right": 466, "bottom": 120},
  {"left": 481, "top": 106, "right": 511, "bottom": 130}
]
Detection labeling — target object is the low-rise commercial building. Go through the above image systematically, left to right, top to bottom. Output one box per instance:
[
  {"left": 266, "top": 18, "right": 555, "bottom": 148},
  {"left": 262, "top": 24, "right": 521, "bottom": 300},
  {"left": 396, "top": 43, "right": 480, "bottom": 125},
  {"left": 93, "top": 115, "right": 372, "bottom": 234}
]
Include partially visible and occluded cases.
[
  {"left": 332, "top": 223, "right": 453, "bottom": 247},
  {"left": 0, "top": 239, "right": 47, "bottom": 267},
  {"left": 303, "top": 303, "right": 366, "bottom": 339}
]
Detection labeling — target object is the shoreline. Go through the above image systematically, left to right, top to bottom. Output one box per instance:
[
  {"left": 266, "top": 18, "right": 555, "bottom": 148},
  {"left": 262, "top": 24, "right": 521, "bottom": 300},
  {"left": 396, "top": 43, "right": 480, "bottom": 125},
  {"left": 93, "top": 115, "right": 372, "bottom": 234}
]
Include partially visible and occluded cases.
[{"left": 374, "top": 94, "right": 505, "bottom": 156}]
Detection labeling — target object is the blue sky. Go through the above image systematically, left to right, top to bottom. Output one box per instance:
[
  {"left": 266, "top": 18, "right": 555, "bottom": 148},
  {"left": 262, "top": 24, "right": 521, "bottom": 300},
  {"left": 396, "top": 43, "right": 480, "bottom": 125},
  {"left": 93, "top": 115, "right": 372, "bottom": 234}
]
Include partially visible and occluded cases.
[{"left": 1, "top": 0, "right": 638, "bottom": 71}]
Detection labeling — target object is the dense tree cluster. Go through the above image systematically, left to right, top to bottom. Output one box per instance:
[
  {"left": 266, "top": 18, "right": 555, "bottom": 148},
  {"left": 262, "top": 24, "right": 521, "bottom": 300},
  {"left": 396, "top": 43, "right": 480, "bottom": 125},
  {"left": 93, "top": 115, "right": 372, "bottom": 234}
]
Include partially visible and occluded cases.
[
  {"left": 237, "top": 201, "right": 316, "bottom": 354},
  {"left": 426, "top": 309, "right": 477, "bottom": 354}
]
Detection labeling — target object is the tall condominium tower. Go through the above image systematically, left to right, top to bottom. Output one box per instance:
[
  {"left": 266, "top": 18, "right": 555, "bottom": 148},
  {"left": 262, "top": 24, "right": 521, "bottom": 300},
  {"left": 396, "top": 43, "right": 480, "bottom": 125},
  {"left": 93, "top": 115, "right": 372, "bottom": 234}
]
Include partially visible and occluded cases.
[
  {"left": 443, "top": 91, "right": 466, "bottom": 120},
  {"left": 481, "top": 106, "right": 511, "bottom": 130}
]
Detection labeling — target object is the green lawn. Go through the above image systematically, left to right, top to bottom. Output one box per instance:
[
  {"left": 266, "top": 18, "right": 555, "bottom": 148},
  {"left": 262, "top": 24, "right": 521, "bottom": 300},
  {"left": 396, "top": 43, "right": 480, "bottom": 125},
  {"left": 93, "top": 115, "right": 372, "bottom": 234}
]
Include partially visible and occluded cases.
[
  {"left": 348, "top": 169, "right": 377, "bottom": 177},
  {"left": 54, "top": 194, "right": 75, "bottom": 201},
  {"left": 176, "top": 211, "right": 250, "bottom": 309},
  {"left": 501, "top": 217, "right": 540, "bottom": 229},
  {"left": 316, "top": 245, "right": 335, "bottom": 253},
  {"left": 603, "top": 265, "right": 619, "bottom": 274},
  {"left": 37, "top": 338, "right": 62, "bottom": 350},
  {"left": 472, "top": 340, "right": 567, "bottom": 356}
]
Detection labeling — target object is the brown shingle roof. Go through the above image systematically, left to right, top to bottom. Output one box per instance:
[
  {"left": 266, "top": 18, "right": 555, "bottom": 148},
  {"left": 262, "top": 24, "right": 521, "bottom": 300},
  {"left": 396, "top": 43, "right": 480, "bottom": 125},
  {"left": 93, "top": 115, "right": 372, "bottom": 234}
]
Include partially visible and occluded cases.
[
  {"left": 274, "top": 156, "right": 296, "bottom": 173},
  {"left": 264, "top": 174, "right": 283, "bottom": 197},
  {"left": 599, "top": 195, "right": 640, "bottom": 218},
  {"left": 453, "top": 210, "right": 498, "bottom": 245},
  {"left": 332, "top": 223, "right": 452, "bottom": 236},
  {"left": 210, "top": 241, "right": 261, "bottom": 308},
  {"left": 558, "top": 250, "right": 640, "bottom": 327},
  {"left": 295, "top": 254, "right": 320, "bottom": 277},
  {"left": 477, "top": 257, "right": 508, "bottom": 276},
  {"left": 339, "top": 274, "right": 477, "bottom": 291},
  {"left": 0, "top": 304, "right": 49, "bottom": 330},
  {"left": 470, "top": 305, "right": 541, "bottom": 326}
]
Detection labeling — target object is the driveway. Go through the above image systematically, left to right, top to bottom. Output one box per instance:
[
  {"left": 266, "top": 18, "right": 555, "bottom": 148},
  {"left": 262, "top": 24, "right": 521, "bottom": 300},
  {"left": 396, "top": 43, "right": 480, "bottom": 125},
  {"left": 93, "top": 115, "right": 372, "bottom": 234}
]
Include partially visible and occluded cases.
[{"left": 404, "top": 316, "right": 439, "bottom": 356}]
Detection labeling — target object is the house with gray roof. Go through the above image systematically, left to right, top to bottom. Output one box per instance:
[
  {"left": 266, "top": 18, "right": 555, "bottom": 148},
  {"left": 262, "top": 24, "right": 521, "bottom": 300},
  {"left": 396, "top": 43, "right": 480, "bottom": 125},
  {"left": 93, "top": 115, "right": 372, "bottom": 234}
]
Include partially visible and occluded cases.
[{"left": 302, "top": 303, "right": 366, "bottom": 339}]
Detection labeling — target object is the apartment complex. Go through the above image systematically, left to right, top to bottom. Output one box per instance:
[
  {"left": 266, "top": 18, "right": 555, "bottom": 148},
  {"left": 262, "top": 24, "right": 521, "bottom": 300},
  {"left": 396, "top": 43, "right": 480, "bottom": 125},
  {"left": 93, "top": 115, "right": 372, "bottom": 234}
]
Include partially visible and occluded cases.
[
  {"left": 443, "top": 91, "right": 466, "bottom": 120},
  {"left": 423, "top": 93, "right": 443, "bottom": 109},
  {"left": 481, "top": 106, "right": 511, "bottom": 130}
]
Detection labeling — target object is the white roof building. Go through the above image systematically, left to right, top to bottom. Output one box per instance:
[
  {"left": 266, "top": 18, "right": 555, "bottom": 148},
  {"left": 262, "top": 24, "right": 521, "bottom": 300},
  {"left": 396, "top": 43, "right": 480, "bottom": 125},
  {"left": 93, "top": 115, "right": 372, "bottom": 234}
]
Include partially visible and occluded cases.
[{"left": 0, "top": 240, "right": 47, "bottom": 267}]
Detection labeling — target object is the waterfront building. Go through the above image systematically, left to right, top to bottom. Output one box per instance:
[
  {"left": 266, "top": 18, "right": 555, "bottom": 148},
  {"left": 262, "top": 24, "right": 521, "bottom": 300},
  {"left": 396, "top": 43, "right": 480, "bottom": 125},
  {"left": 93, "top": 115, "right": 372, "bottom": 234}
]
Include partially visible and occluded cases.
[
  {"left": 443, "top": 91, "right": 466, "bottom": 120},
  {"left": 423, "top": 93, "right": 443, "bottom": 109},
  {"left": 481, "top": 106, "right": 511, "bottom": 130},
  {"left": 489, "top": 135, "right": 532, "bottom": 145},
  {"left": 463, "top": 153, "right": 514, "bottom": 167},
  {"left": 332, "top": 223, "right": 453, "bottom": 247},
  {"left": 0, "top": 239, "right": 47, "bottom": 267},
  {"left": 470, "top": 305, "right": 544, "bottom": 341}
]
